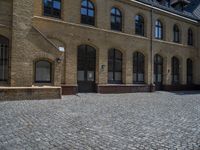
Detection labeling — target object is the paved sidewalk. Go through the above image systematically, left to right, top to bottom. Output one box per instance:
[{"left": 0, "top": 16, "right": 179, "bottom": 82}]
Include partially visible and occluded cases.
[{"left": 0, "top": 91, "right": 200, "bottom": 150}]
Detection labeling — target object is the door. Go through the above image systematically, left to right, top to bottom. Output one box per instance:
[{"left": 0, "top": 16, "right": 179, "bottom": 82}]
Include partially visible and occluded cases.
[
  {"left": 77, "top": 45, "right": 96, "bottom": 93},
  {"left": 154, "top": 54, "right": 163, "bottom": 90}
]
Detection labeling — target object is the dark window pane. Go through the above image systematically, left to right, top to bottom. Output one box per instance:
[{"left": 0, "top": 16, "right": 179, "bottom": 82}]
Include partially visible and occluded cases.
[
  {"left": 43, "top": 0, "right": 61, "bottom": 18},
  {"left": 81, "top": 0, "right": 95, "bottom": 26},
  {"left": 53, "top": 1, "right": 61, "bottom": 9},
  {"left": 111, "top": 7, "right": 122, "bottom": 31},
  {"left": 173, "top": 25, "right": 180, "bottom": 43},
  {"left": 188, "top": 29, "right": 193, "bottom": 46},
  {"left": 0, "top": 36, "right": 9, "bottom": 81},
  {"left": 108, "top": 49, "right": 122, "bottom": 84},
  {"left": 133, "top": 52, "right": 145, "bottom": 83},
  {"left": 171, "top": 57, "right": 179, "bottom": 84},
  {"left": 187, "top": 59, "right": 193, "bottom": 84},
  {"left": 35, "top": 61, "right": 51, "bottom": 83}
]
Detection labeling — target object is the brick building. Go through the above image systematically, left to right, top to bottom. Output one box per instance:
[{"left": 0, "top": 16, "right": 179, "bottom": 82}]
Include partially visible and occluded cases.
[{"left": 0, "top": 0, "right": 200, "bottom": 99}]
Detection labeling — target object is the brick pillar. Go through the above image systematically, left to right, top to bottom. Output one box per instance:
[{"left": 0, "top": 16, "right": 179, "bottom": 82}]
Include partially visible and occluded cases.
[
  {"left": 11, "top": 0, "right": 34, "bottom": 86},
  {"left": 96, "top": 0, "right": 109, "bottom": 30},
  {"left": 65, "top": 42, "right": 77, "bottom": 85},
  {"left": 98, "top": 47, "right": 108, "bottom": 85},
  {"left": 125, "top": 50, "right": 133, "bottom": 84},
  {"left": 163, "top": 56, "right": 171, "bottom": 85},
  {"left": 180, "top": 58, "right": 187, "bottom": 85}
]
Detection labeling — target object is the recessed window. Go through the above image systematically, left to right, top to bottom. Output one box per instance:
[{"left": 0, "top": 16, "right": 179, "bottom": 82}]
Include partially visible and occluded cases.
[
  {"left": 43, "top": 0, "right": 61, "bottom": 18},
  {"left": 81, "top": 0, "right": 95, "bottom": 26},
  {"left": 111, "top": 7, "right": 122, "bottom": 31},
  {"left": 135, "top": 15, "right": 144, "bottom": 36},
  {"left": 155, "top": 20, "right": 163, "bottom": 39},
  {"left": 173, "top": 25, "right": 180, "bottom": 43},
  {"left": 188, "top": 28, "right": 193, "bottom": 46},
  {"left": 0, "top": 35, "right": 9, "bottom": 81},
  {"left": 108, "top": 49, "right": 123, "bottom": 84},
  {"left": 133, "top": 52, "right": 145, "bottom": 83},
  {"left": 171, "top": 57, "right": 179, "bottom": 84},
  {"left": 187, "top": 59, "right": 193, "bottom": 84},
  {"left": 35, "top": 60, "right": 52, "bottom": 83}
]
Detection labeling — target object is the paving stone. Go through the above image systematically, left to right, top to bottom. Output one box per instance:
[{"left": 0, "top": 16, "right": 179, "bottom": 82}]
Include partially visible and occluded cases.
[{"left": 0, "top": 91, "right": 199, "bottom": 149}]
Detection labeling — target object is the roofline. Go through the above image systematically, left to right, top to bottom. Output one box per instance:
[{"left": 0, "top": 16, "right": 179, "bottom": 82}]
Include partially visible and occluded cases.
[{"left": 130, "top": 0, "right": 199, "bottom": 24}]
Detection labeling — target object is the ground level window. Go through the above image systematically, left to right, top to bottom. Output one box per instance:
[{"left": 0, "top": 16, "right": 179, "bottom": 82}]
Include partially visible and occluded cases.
[
  {"left": 0, "top": 35, "right": 9, "bottom": 81},
  {"left": 108, "top": 49, "right": 123, "bottom": 84},
  {"left": 133, "top": 52, "right": 145, "bottom": 83},
  {"left": 171, "top": 57, "right": 179, "bottom": 84},
  {"left": 187, "top": 59, "right": 193, "bottom": 84},
  {"left": 35, "top": 60, "right": 52, "bottom": 83}
]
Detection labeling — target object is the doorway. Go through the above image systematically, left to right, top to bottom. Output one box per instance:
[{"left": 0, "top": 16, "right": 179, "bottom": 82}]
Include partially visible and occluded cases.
[{"left": 77, "top": 45, "right": 96, "bottom": 93}]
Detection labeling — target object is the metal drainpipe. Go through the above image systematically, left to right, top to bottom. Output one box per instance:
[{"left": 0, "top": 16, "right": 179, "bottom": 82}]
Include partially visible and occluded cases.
[{"left": 150, "top": 4, "right": 154, "bottom": 92}]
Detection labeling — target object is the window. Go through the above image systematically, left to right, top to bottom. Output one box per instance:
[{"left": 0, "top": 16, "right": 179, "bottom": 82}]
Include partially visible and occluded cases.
[
  {"left": 43, "top": 0, "right": 61, "bottom": 18},
  {"left": 81, "top": 0, "right": 95, "bottom": 26},
  {"left": 111, "top": 7, "right": 122, "bottom": 31},
  {"left": 135, "top": 15, "right": 144, "bottom": 36},
  {"left": 155, "top": 20, "right": 163, "bottom": 39},
  {"left": 173, "top": 25, "right": 180, "bottom": 43},
  {"left": 188, "top": 28, "right": 193, "bottom": 46},
  {"left": 0, "top": 35, "right": 9, "bottom": 81},
  {"left": 108, "top": 49, "right": 122, "bottom": 84},
  {"left": 133, "top": 52, "right": 145, "bottom": 83},
  {"left": 154, "top": 54, "right": 163, "bottom": 84},
  {"left": 171, "top": 57, "right": 179, "bottom": 84},
  {"left": 187, "top": 59, "right": 193, "bottom": 84},
  {"left": 35, "top": 61, "right": 52, "bottom": 83}
]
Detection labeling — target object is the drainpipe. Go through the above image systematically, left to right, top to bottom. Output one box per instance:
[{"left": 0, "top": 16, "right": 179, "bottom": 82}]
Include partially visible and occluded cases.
[{"left": 150, "top": 4, "right": 154, "bottom": 92}]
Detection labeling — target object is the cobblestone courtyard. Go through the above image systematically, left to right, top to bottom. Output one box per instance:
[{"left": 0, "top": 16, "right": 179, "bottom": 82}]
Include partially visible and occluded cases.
[{"left": 0, "top": 91, "right": 200, "bottom": 150}]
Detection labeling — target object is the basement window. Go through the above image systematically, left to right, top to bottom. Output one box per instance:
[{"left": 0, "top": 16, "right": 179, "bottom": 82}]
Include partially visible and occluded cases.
[{"left": 35, "top": 60, "right": 52, "bottom": 83}]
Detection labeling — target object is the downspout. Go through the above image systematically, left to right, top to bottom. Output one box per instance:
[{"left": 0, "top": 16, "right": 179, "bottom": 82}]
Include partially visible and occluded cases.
[{"left": 150, "top": 4, "right": 154, "bottom": 92}]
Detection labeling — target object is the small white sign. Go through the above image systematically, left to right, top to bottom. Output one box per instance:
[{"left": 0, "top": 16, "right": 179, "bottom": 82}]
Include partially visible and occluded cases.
[{"left": 59, "top": 47, "right": 65, "bottom": 52}]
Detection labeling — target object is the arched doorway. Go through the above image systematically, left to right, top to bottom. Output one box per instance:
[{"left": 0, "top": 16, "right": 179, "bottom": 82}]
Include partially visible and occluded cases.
[
  {"left": 0, "top": 35, "right": 9, "bottom": 82},
  {"left": 77, "top": 45, "right": 96, "bottom": 93},
  {"left": 154, "top": 54, "right": 163, "bottom": 90}
]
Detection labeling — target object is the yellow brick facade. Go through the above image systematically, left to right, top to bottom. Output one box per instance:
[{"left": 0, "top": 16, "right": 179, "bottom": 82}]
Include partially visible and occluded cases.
[{"left": 0, "top": 0, "right": 200, "bottom": 96}]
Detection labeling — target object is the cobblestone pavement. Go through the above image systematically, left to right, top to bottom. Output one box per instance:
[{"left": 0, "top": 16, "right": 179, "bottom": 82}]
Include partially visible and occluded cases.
[{"left": 0, "top": 91, "right": 200, "bottom": 150}]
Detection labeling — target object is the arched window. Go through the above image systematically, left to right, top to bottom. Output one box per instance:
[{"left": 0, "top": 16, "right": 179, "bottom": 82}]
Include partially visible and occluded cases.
[
  {"left": 43, "top": 0, "right": 61, "bottom": 18},
  {"left": 81, "top": 0, "right": 95, "bottom": 26},
  {"left": 111, "top": 7, "right": 122, "bottom": 31},
  {"left": 135, "top": 15, "right": 144, "bottom": 36},
  {"left": 155, "top": 20, "right": 163, "bottom": 39},
  {"left": 173, "top": 25, "right": 180, "bottom": 43},
  {"left": 188, "top": 28, "right": 193, "bottom": 46},
  {"left": 0, "top": 35, "right": 9, "bottom": 81},
  {"left": 108, "top": 49, "right": 122, "bottom": 84},
  {"left": 133, "top": 52, "right": 145, "bottom": 83},
  {"left": 171, "top": 57, "right": 179, "bottom": 84},
  {"left": 187, "top": 59, "right": 193, "bottom": 84},
  {"left": 35, "top": 60, "right": 52, "bottom": 83}
]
